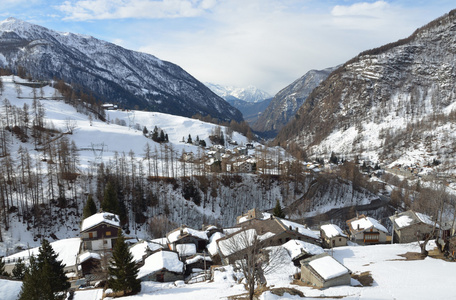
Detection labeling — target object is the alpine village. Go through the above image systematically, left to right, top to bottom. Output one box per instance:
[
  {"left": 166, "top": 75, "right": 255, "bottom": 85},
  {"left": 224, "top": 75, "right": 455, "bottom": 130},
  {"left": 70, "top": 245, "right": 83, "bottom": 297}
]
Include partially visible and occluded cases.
[{"left": 2, "top": 6, "right": 456, "bottom": 300}]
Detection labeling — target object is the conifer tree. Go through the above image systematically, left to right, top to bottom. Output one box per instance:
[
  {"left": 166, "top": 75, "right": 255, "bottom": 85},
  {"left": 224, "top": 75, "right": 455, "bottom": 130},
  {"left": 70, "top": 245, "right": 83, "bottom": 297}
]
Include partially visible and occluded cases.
[
  {"left": 102, "top": 181, "right": 119, "bottom": 214},
  {"left": 83, "top": 194, "right": 97, "bottom": 219},
  {"left": 273, "top": 199, "right": 285, "bottom": 218},
  {"left": 108, "top": 230, "right": 141, "bottom": 295},
  {"left": 18, "top": 239, "right": 67, "bottom": 300},
  {"left": 36, "top": 239, "right": 70, "bottom": 295},
  {"left": 0, "top": 256, "right": 8, "bottom": 276},
  {"left": 19, "top": 256, "right": 45, "bottom": 300},
  {"left": 12, "top": 258, "right": 26, "bottom": 280}
]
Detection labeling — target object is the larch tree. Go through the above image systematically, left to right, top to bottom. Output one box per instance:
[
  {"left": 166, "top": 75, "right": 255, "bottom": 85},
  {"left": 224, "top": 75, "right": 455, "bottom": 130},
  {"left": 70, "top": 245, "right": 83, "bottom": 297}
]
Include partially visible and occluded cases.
[{"left": 108, "top": 230, "right": 141, "bottom": 295}]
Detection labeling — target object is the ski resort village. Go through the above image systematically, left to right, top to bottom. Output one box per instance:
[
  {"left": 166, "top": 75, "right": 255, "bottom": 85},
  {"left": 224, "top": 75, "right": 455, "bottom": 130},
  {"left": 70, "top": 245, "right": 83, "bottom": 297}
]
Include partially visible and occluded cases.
[{"left": 2, "top": 5, "right": 456, "bottom": 300}]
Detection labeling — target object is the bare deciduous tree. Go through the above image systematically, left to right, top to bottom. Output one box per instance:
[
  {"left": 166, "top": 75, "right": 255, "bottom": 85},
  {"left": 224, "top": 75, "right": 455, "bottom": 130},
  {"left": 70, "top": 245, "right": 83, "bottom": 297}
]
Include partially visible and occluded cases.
[{"left": 218, "top": 229, "right": 282, "bottom": 300}]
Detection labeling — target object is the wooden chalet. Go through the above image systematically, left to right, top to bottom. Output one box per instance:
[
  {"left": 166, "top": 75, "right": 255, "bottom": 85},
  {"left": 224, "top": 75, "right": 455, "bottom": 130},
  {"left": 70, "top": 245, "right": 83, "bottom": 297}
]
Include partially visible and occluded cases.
[
  {"left": 80, "top": 212, "right": 121, "bottom": 252},
  {"left": 346, "top": 214, "right": 388, "bottom": 245}
]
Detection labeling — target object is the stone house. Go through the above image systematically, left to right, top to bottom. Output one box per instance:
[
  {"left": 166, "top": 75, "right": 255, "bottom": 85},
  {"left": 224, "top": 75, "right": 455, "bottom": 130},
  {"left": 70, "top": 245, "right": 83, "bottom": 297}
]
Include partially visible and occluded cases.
[
  {"left": 217, "top": 209, "right": 320, "bottom": 265},
  {"left": 389, "top": 210, "right": 437, "bottom": 243},
  {"left": 346, "top": 214, "right": 388, "bottom": 245},
  {"left": 320, "top": 224, "right": 348, "bottom": 248},
  {"left": 167, "top": 226, "right": 209, "bottom": 253},
  {"left": 137, "top": 249, "right": 184, "bottom": 282},
  {"left": 300, "top": 253, "right": 351, "bottom": 289}
]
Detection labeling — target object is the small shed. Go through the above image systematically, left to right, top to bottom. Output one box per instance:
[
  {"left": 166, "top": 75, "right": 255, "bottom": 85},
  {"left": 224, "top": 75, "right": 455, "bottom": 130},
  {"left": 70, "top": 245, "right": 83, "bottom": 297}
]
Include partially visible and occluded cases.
[
  {"left": 320, "top": 224, "right": 348, "bottom": 248},
  {"left": 281, "top": 239, "right": 324, "bottom": 266},
  {"left": 138, "top": 250, "right": 184, "bottom": 282},
  {"left": 77, "top": 251, "right": 101, "bottom": 276},
  {"left": 300, "top": 253, "right": 351, "bottom": 288},
  {"left": 184, "top": 254, "right": 213, "bottom": 276}
]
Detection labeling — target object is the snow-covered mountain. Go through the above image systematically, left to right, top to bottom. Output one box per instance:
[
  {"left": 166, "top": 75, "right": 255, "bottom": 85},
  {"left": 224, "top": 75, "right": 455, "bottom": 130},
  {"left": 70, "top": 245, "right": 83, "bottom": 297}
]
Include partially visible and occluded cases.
[
  {"left": 276, "top": 9, "right": 456, "bottom": 171},
  {"left": 0, "top": 17, "right": 242, "bottom": 122},
  {"left": 252, "top": 66, "right": 337, "bottom": 137},
  {"left": 205, "top": 83, "right": 271, "bottom": 103}
]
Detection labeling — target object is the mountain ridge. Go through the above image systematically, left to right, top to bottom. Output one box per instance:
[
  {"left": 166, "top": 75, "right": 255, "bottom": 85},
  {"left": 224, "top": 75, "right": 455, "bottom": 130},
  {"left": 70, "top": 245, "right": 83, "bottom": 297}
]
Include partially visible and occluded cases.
[
  {"left": 275, "top": 9, "right": 456, "bottom": 171},
  {"left": 0, "top": 17, "right": 243, "bottom": 122},
  {"left": 251, "top": 66, "right": 337, "bottom": 137},
  {"left": 205, "top": 82, "right": 271, "bottom": 103}
]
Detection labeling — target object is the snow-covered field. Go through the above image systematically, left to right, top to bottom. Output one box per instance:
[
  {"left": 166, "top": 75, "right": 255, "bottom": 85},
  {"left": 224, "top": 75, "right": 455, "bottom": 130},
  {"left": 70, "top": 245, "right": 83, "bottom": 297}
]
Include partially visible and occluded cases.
[{"left": 2, "top": 241, "right": 453, "bottom": 300}]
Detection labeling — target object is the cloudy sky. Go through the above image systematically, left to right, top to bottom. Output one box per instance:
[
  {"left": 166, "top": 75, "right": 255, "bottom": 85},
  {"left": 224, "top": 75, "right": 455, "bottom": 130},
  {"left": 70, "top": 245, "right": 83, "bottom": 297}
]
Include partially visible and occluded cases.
[{"left": 0, "top": 0, "right": 455, "bottom": 94}]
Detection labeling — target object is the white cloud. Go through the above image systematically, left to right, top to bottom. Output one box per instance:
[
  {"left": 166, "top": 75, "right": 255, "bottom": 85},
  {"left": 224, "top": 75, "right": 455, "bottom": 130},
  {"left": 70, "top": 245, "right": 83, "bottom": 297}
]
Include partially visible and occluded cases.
[
  {"left": 57, "top": 0, "right": 217, "bottom": 20},
  {"left": 136, "top": 0, "right": 427, "bottom": 93},
  {"left": 331, "top": 1, "right": 390, "bottom": 17}
]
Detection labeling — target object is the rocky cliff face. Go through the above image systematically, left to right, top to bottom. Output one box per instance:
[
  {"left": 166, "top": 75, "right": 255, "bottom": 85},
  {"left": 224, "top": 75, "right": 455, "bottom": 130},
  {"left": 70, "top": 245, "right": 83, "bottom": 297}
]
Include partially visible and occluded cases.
[
  {"left": 276, "top": 9, "right": 456, "bottom": 170},
  {"left": 0, "top": 18, "right": 242, "bottom": 121},
  {"left": 252, "top": 66, "right": 336, "bottom": 137}
]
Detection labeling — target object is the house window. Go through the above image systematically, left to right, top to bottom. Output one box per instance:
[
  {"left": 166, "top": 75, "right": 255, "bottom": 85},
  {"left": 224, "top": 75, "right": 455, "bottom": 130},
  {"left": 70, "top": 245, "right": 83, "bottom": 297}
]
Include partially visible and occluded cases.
[
  {"left": 106, "top": 231, "right": 111, "bottom": 236},
  {"left": 88, "top": 232, "right": 97, "bottom": 239},
  {"left": 339, "top": 238, "right": 341, "bottom": 242},
  {"left": 103, "top": 240, "right": 108, "bottom": 245}
]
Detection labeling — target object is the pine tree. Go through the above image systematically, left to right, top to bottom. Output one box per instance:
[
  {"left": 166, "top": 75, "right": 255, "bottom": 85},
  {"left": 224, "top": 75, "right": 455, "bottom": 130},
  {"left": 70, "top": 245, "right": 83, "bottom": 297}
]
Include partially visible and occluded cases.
[
  {"left": 102, "top": 181, "right": 120, "bottom": 214},
  {"left": 83, "top": 194, "right": 97, "bottom": 219},
  {"left": 273, "top": 199, "right": 285, "bottom": 218},
  {"left": 108, "top": 230, "right": 141, "bottom": 295},
  {"left": 18, "top": 238, "right": 68, "bottom": 300},
  {"left": 36, "top": 239, "right": 70, "bottom": 294},
  {"left": 0, "top": 256, "right": 8, "bottom": 276},
  {"left": 19, "top": 256, "right": 44, "bottom": 300},
  {"left": 12, "top": 258, "right": 26, "bottom": 280}
]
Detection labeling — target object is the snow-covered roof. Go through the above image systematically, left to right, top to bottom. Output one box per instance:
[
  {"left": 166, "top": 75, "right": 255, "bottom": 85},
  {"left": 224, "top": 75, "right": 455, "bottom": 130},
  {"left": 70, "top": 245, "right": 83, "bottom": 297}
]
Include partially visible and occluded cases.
[
  {"left": 391, "top": 210, "right": 437, "bottom": 230},
  {"left": 237, "top": 211, "right": 272, "bottom": 224},
  {"left": 80, "top": 212, "right": 120, "bottom": 232},
  {"left": 415, "top": 212, "right": 436, "bottom": 227},
  {"left": 394, "top": 215, "right": 414, "bottom": 229},
  {"left": 350, "top": 216, "right": 388, "bottom": 233},
  {"left": 278, "top": 218, "right": 319, "bottom": 240},
  {"left": 321, "top": 224, "right": 347, "bottom": 238},
  {"left": 167, "top": 227, "right": 208, "bottom": 244},
  {"left": 218, "top": 229, "right": 257, "bottom": 257},
  {"left": 207, "top": 232, "right": 225, "bottom": 256},
  {"left": 150, "top": 237, "right": 168, "bottom": 246},
  {"left": 4, "top": 238, "right": 81, "bottom": 268},
  {"left": 129, "top": 240, "right": 164, "bottom": 263},
  {"left": 282, "top": 240, "right": 324, "bottom": 260},
  {"left": 176, "top": 244, "right": 197, "bottom": 257},
  {"left": 137, "top": 250, "right": 183, "bottom": 279},
  {"left": 78, "top": 251, "right": 101, "bottom": 263},
  {"left": 307, "top": 254, "right": 350, "bottom": 281},
  {"left": 186, "top": 255, "right": 212, "bottom": 265}
]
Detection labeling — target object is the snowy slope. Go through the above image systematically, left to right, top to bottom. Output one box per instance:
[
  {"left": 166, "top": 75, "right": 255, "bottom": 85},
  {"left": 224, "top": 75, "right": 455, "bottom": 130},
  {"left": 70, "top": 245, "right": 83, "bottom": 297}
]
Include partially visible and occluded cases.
[
  {"left": 0, "top": 17, "right": 242, "bottom": 122},
  {"left": 0, "top": 75, "right": 248, "bottom": 172}
]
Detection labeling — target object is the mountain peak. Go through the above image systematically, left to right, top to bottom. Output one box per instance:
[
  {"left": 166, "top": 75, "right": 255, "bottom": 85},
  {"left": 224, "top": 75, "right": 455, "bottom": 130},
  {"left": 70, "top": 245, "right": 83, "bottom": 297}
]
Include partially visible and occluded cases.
[{"left": 205, "top": 82, "right": 271, "bottom": 103}]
